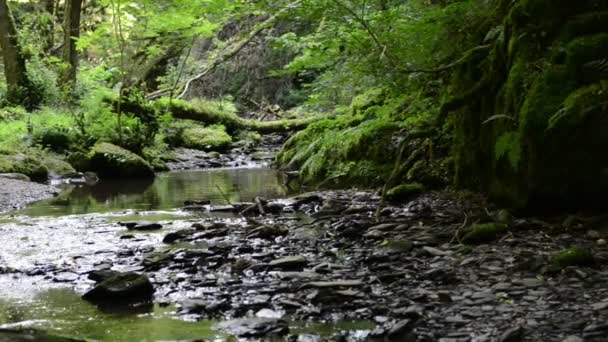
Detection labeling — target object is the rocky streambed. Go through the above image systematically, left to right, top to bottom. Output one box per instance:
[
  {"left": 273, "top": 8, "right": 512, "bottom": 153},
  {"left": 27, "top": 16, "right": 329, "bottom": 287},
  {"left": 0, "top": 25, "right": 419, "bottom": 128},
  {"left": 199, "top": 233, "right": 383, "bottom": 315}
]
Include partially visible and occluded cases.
[{"left": 1, "top": 175, "right": 608, "bottom": 341}]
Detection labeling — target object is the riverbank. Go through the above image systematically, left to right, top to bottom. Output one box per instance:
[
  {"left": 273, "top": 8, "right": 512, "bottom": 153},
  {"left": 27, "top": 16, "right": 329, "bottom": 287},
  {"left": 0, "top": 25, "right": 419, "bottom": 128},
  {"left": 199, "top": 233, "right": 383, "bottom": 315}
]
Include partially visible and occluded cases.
[
  {"left": 0, "top": 176, "right": 58, "bottom": 213},
  {"left": 1, "top": 182, "right": 607, "bottom": 341}
]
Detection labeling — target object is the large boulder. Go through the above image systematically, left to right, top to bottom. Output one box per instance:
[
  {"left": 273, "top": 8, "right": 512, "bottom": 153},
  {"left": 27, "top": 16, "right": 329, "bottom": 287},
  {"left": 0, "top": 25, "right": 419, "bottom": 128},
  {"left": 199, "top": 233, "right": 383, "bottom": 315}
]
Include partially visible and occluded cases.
[
  {"left": 88, "top": 143, "right": 154, "bottom": 179},
  {"left": 82, "top": 272, "right": 155, "bottom": 304}
]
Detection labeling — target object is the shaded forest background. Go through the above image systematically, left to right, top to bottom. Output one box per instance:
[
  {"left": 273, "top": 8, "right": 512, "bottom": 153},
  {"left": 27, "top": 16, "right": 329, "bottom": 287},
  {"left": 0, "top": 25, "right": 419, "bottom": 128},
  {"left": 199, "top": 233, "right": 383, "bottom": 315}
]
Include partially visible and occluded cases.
[{"left": 0, "top": 0, "right": 607, "bottom": 211}]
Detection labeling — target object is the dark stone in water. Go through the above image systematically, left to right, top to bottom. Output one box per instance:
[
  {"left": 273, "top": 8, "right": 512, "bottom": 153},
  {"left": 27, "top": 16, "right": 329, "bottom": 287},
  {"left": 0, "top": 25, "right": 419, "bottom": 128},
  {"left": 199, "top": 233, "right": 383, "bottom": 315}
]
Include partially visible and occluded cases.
[
  {"left": 127, "top": 222, "right": 163, "bottom": 231},
  {"left": 163, "top": 229, "right": 195, "bottom": 243},
  {"left": 268, "top": 256, "right": 308, "bottom": 271},
  {"left": 82, "top": 272, "right": 154, "bottom": 304},
  {"left": 215, "top": 318, "right": 289, "bottom": 338},
  {"left": 0, "top": 329, "right": 83, "bottom": 342}
]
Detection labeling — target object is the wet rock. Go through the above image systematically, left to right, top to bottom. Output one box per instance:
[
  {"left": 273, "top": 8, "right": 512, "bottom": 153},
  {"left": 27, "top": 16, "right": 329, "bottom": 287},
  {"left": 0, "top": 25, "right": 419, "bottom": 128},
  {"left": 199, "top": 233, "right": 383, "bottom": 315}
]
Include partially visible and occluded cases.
[
  {"left": 121, "top": 222, "right": 163, "bottom": 231},
  {"left": 247, "top": 224, "right": 288, "bottom": 239},
  {"left": 163, "top": 229, "right": 195, "bottom": 243},
  {"left": 377, "top": 239, "right": 414, "bottom": 254},
  {"left": 142, "top": 251, "right": 173, "bottom": 270},
  {"left": 269, "top": 256, "right": 308, "bottom": 271},
  {"left": 87, "top": 269, "right": 121, "bottom": 282},
  {"left": 53, "top": 271, "right": 79, "bottom": 283},
  {"left": 82, "top": 272, "right": 154, "bottom": 304},
  {"left": 305, "top": 280, "right": 364, "bottom": 289},
  {"left": 179, "top": 298, "right": 230, "bottom": 316},
  {"left": 215, "top": 318, "right": 289, "bottom": 338},
  {"left": 387, "top": 319, "right": 417, "bottom": 342},
  {"left": 583, "top": 323, "right": 608, "bottom": 339},
  {"left": 498, "top": 326, "right": 523, "bottom": 342},
  {"left": 0, "top": 329, "right": 83, "bottom": 342},
  {"left": 562, "top": 336, "right": 583, "bottom": 342}
]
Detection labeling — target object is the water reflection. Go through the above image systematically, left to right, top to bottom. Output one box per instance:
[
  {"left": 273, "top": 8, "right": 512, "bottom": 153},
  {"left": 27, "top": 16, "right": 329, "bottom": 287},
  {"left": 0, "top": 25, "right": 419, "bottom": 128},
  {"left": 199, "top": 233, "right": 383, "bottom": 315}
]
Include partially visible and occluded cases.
[{"left": 19, "top": 168, "right": 290, "bottom": 216}]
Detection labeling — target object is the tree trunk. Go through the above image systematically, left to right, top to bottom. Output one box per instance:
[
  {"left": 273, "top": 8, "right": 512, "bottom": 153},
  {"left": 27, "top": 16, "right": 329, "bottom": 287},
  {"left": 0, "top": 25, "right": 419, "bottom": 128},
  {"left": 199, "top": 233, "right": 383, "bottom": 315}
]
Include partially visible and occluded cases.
[
  {"left": 0, "top": 0, "right": 38, "bottom": 108},
  {"left": 41, "top": 0, "right": 56, "bottom": 53},
  {"left": 61, "top": 0, "right": 82, "bottom": 85}
]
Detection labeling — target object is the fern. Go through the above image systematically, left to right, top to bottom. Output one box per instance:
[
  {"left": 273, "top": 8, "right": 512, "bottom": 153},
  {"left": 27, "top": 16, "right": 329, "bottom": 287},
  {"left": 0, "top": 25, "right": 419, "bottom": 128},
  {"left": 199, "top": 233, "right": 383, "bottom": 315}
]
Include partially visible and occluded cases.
[
  {"left": 584, "top": 58, "right": 608, "bottom": 75},
  {"left": 495, "top": 131, "right": 521, "bottom": 170}
]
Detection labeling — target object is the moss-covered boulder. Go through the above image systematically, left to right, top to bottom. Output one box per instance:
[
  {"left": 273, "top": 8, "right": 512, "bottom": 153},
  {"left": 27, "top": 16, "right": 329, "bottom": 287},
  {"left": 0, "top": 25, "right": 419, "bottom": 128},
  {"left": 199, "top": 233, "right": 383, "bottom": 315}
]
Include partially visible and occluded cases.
[
  {"left": 182, "top": 124, "right": 232, "bottom": 151},
  {"left": 89, "top": 143, "right": 154, "bottom": 179},
  {"left": 0, "top": 154, "right": 48, "bottom": 182},
  {"left": 386, "top": 183, "right": 425, "bottom": 202},
  {"left": 460, "top": 223, "right": 508, "bottom": 245},
  {"left": 552, "top": 246, "right": 595, "bottom": 268}
]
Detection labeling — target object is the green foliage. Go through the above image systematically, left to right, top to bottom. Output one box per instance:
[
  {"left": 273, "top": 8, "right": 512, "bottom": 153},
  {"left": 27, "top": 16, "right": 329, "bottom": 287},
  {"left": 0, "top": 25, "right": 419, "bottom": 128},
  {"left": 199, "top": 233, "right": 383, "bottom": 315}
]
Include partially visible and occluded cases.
[{"left": 494, "top": 131, "right": 521, "bottom": 170}]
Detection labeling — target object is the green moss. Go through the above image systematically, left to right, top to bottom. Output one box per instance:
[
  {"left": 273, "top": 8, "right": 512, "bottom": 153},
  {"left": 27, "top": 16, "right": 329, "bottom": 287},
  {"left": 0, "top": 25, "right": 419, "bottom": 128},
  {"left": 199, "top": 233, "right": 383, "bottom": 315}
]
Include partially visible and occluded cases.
[
  {"left": 560, "top": 11, "right": 608, "bottom": 41},
  {"left": 564, "top": 33, "right": 608, "bottom": 81},
  {"left": 350, "top": 88, "right": 386, "bottom": 115},
  {"left": 182, "top": 124, "right": 232, "bottom": 151},
  {"left": 89, "top": 143, "right": 154, "bottom": 179},
  {"left": 67, "top": 152, "right": 91, "bottom": 172},
  {"left": 0, "top": 153, "right": 48, "bottom": 182},
  {"left": 41, "top": 154, "right": 76, "bottom": 177},
  {"left": 386, "top": 183, "right": 425, "bottom": 202},
  {"left": 460, "top": 223, "right": 508, "bottom": 245},
  {"left": 552, "top": 246, "right": 595, "bottom": 267}
]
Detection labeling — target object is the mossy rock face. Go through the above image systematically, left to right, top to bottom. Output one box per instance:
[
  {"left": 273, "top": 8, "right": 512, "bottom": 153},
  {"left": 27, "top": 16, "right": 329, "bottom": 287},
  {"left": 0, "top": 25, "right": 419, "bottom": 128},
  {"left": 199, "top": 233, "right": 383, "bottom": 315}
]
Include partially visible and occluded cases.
[
  {"left": 182, "top": 125, "right": 232, "bottom": 151},
  {"left": 89, "top": 143, "right": 154, "bottom": 179},
  {"left": 67, "top": 152, "right": 92, "bottom": 172},
  {"left": 0, "top": 154, "right": 48, "bottom": 182},
  {"left": 42, "top": 155, "right": 76, "bottom": 177},
  {"left": 386, "top": 183, "right": 425, "bottom": 202},
  {"left": 460, "top": 223, "right": 508, "bottom": 245},
  {"left": 552, "top": 246, "right": 595, "bottom": 268}
]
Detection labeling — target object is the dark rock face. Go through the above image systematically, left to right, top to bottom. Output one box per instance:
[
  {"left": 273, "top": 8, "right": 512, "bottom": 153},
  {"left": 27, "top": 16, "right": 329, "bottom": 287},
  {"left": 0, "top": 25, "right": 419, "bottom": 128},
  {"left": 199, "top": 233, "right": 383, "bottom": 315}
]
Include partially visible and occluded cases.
[
  {"left": 89, "top": 143, "right": 154, "bottom": 179},
  {"left": 82, "top": 272, "right": 154, "bottom": 304}
]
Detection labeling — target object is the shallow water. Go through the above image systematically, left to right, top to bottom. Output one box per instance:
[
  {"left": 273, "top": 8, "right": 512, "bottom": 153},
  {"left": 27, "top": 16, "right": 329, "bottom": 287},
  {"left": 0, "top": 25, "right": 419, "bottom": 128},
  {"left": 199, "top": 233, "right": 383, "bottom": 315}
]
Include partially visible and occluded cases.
[
  {"left": 0, "top": 168, "right": 372, "bottom": 340},
  {"left": 20, "top": 168, "right": 290, "bottom": 217}
]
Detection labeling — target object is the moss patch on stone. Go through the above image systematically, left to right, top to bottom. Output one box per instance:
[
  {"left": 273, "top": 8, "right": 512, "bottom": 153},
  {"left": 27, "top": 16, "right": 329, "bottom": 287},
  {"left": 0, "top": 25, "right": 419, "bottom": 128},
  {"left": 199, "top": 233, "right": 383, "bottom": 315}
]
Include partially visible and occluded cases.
[
  {"left": 182, "top": 124, "right": 233, "bottom": 151},
  {"left": 89, "top": 142, "right": 154, "bottom": 179},
  {"left": 0, "top": 153, "right": 48, "bottom": 182},
  {"left": 386, "top": 183, "right": 425, "bottom": 202},
  {"left": 460, "top": 223, "right": 508, "bottom": 245},
  {"left": 552, "top": 246, "right": 595, "bottom": 268}
]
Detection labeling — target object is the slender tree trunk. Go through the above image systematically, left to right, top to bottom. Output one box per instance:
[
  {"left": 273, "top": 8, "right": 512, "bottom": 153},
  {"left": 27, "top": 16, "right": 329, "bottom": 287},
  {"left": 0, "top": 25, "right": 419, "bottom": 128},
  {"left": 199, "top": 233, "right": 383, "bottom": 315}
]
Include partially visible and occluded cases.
[
  {"left": 0, "top": 0, "right": 37, "bottom": 108},
  {"left": 41, "top": 0, "right": 56, "bottom": 53},
  {"left": 62, "top": 0, "right": 82, "bottom": 85}
]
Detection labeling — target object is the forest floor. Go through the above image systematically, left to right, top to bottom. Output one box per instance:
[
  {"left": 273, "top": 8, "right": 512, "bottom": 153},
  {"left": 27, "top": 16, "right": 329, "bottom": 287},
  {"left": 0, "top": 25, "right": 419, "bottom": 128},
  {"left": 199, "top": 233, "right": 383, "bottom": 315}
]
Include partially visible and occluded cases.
[{"left": 1, "top": 136, "right": 608, "bottom": 341}]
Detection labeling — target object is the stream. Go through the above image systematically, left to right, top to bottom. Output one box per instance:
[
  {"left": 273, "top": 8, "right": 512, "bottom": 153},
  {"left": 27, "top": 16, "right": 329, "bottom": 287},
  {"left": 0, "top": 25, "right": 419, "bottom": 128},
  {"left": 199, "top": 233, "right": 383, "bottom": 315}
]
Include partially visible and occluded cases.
[
  {"left": 0, "top": 168, "right": 371, "bottom": 341},
  {"left": 3, "top": 168, "right": 608, "bottom": 341}
]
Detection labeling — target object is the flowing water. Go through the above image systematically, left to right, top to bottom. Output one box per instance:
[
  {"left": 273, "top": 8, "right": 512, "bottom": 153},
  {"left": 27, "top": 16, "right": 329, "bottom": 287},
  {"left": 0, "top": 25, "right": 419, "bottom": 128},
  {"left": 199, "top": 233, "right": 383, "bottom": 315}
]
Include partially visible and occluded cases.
[{"left": 0, "top": 168, "right": 373, "bottom": 341}]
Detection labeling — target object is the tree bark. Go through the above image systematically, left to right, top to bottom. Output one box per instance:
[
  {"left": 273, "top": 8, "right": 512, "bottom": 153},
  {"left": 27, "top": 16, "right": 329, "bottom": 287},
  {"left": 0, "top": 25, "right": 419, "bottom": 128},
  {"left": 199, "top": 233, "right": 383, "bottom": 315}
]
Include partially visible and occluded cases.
[
  {"left": 0, "top": 0, "right": 37, "bottom": 108},
  {"left": 41, "top": 0, "right": 56, "bottom": 53},
  {"left": 62, "top": 0, "right": 82, "bottom": 85}
]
